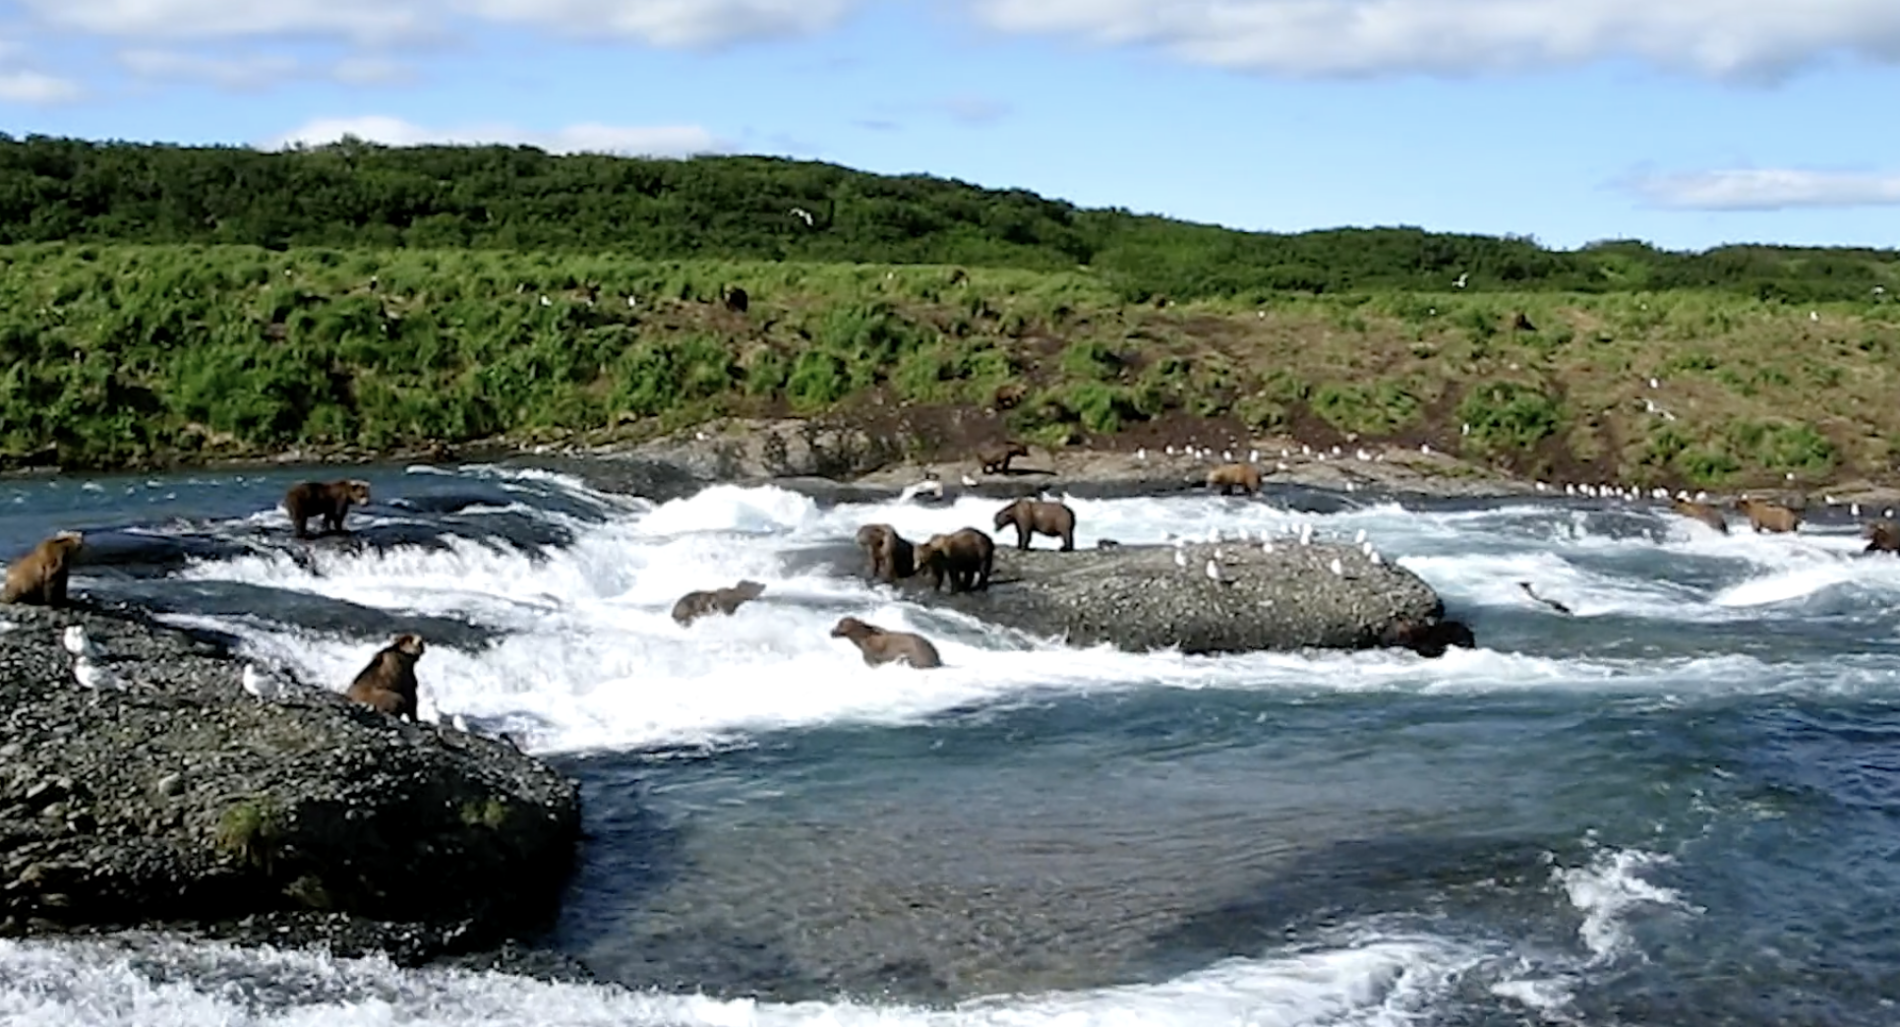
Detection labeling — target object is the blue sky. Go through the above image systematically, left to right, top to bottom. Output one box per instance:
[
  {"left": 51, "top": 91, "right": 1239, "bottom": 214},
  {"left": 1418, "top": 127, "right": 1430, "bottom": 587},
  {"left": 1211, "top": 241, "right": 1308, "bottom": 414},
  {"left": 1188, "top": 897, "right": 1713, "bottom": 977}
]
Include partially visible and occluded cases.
[{"left": 3, "top": 0, "right": 1898, "bottom": 252}]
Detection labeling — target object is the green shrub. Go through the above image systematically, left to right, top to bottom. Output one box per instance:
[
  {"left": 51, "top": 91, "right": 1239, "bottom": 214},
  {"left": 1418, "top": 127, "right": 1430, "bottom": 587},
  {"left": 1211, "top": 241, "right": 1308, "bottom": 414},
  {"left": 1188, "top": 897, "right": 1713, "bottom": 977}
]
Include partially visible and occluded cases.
[
  {"left": 1311, "top": 381, "right": 1421, "bottom": 435},
  {"left": 1457, "top": 381, "right": 1562, "bottom": 451}
]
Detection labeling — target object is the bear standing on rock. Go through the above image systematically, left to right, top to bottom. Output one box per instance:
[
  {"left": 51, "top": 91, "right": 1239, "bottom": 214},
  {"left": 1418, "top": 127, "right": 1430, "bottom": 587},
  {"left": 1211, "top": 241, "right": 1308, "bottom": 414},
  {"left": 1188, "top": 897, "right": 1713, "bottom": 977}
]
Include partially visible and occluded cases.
[
  {"left": 284, "top": 480, "right": 372, "bottom": 539},
  {"left": 993, "top": 498, "right": 1076, "bottom": 551},
  {"left": 855, "top": 524, "right": 917, "bottom": 582},
  {"left": 915, "top": 528, "right": 996, "bottom": 594},
  {"left": 2, "top": 530, "right": 84, "bottom": 607},
  {"left": 345, "top": 633, "right": 426, "bottom": 721}
]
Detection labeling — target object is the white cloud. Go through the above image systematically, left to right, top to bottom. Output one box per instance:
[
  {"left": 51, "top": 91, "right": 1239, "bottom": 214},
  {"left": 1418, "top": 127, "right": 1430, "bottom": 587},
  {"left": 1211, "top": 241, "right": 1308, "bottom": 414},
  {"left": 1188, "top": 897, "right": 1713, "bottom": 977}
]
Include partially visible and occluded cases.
[
  {"left": 20, "top": 0, "right": 437, "bottom": 45},
  {"left": 21, "top": 0, "right": 858, "bottom": 48},
  {"left": 455, "top": 0, "right": 857, "bottom": 47},
  {"left": 964, "top": 0, "right": 1900, "bottom": 80},
  {"left": 117, "top": 48, "right": 416, "bottom": 89},
  {"left": 0, "top": 69, "right": 83, "bottom": 103},
  {"left": 271, "top": 115, "right": 725, "bottom": 157},
  {"left": 1626, "top": 169, "right": 1900, "bottom": 211}
]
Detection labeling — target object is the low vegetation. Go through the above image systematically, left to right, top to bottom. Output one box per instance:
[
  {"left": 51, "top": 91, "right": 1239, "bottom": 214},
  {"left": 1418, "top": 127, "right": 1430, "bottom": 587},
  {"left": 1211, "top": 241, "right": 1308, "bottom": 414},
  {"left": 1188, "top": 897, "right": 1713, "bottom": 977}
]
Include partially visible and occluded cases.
[{"left": 3, "top": 241, "right": 1898, "bottom": 489}]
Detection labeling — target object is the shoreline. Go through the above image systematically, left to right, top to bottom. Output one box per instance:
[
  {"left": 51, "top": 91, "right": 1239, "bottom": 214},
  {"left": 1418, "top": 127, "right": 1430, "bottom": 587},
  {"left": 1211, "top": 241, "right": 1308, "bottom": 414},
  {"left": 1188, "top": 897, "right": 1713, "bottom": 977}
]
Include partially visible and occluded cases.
[{"left": 8, "top": 417, "right": 1900, "bottom": 509}]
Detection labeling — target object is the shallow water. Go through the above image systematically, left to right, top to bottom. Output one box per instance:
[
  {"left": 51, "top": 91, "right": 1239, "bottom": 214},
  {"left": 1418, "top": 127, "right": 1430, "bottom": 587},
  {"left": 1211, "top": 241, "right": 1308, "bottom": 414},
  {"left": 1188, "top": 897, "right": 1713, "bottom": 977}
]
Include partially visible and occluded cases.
[{"left": 3, "top": 463, "right": 1898, "bottom": 1025}]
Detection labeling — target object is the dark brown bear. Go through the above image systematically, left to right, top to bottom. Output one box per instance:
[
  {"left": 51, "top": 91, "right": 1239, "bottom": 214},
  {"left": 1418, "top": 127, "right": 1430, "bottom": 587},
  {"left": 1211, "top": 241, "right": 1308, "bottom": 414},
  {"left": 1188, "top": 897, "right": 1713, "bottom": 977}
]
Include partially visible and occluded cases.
[
  {"left": 723, "top": 285, "right": 749, "bottom": 313},
  {"left": 976, "top": 441, "right": 1029, "bottom": 475},
  {"left": 1205, "top": 463, "right": 1263, "bottom": 496},
  {"left": 284, "top": 479, "right": 372, "bottom": 538},
  {"left": 1734, "top": 497, "right": 1801, "bottom": 534},
  {"left": 992, "top": 498, "right": 1076, "bottom": 551},
  {"left": 1669, "top": 498, "right": 1728, "bottom": 534},
  {"left": 1863, "top": 519, "right": 1900, "bottom": 555},
  {"left": 854, "top": 524, "right": 916, "bottom": 582},
  {"left": 914, "top": 528, "right": 996, "bottom": 594},
  {"left": 1, "top": 530, "right": 84, "bottom": 607},
  {"left": 671, "top": 580, "right": 767, "bottom": 625},
  {"left": 830, "top": 616, "right": 942, "bottom": 669},
  {"left": 1378, "top": 617, "right": 1477, "bottom": 659},
  {"left": 344, "top": 633, "right": 426, "bottom": 721}
]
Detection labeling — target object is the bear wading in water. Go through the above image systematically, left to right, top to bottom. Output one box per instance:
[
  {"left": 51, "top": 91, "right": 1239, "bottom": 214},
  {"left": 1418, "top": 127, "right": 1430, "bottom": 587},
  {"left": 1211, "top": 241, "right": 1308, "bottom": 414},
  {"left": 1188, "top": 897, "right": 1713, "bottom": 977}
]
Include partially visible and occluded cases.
[{"left": 284, "top": 480, "right": 372, "bottom": 539}]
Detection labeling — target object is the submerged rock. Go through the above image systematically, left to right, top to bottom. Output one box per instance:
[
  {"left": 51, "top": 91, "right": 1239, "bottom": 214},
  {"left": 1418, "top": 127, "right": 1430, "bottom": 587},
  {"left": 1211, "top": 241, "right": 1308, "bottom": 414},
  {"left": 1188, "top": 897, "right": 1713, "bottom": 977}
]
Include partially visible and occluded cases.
[
  {"left": 905, "top": 542, "right": 1470, "bottom": 657},
  {"left": 0, "top": 603, "right": 582, "bottom": 962}
]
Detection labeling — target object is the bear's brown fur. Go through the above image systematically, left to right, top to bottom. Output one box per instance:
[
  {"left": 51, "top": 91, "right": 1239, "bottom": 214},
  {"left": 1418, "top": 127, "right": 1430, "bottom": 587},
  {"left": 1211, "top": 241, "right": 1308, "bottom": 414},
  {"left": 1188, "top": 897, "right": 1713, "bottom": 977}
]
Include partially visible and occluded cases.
[
  {"left": 723, "top": 285, "right": 749, "bottom": 313},
  {"left": 992, "top": 383, "right": 1026, "bottom": 410},
  {"left": 976, "top": 441, "right": 1029, "bottom": 475},
  {"left": 1205, "top": 463, "right": 1263, "bottom": 496},
  {"left": 284, "top": 479, "right": 371, "bottom": 539},
  {"left": 1734, "top": 497, "right": 1801, "bottom": 534},
  {"left": 992, "top": 498, "right": 1076, "bottom": 551},
  {"left": 1669, "top": 498, "right": 1729, "bottom": 535},
  {"left": 1863, "top": 519, "right": 1900, "bottom": 555},
  {"left": 854, "top": 524, "right": 916, "bottom": 582},
  {"left": 914, "top": 528, "right": 996, "bottom": 594},
  {"left": 1, "top": 530, "right": 84, "bottom": 607},
  {"left": 671, "top": 580, "right": 767, "bottom": 625},
  {"left": 830, "top": 616, "right": 942, "bottom": 669},
  {"left": 1378, "top": 617, "right": 1477, "bottom": 659},
  {"left": 344, "top": 633, "right": 426, "bottom": 721}
]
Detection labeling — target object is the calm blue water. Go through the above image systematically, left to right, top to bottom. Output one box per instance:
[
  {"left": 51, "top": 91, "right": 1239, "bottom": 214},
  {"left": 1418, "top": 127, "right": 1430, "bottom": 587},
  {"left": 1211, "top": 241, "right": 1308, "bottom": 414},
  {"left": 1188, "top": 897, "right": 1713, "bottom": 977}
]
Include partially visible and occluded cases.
[{"left": 3, "top": 461, "right": 1899, "bottom": 1026}]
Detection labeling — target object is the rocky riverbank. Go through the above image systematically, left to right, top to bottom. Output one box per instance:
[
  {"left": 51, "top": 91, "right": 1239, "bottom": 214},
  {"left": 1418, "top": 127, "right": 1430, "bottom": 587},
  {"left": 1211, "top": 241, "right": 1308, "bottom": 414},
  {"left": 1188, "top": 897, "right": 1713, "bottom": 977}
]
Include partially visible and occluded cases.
[
  {"left": 903, "top": 541, "right": 1466, "bottom": 657},
  {"left": 0, "top": 601, "right": 583, "bottom": 966}
]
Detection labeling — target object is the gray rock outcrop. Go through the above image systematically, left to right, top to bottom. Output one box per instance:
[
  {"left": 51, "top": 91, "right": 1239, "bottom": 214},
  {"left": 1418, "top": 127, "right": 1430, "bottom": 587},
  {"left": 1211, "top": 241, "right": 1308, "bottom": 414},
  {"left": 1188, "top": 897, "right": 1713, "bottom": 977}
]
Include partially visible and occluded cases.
[
  {"left": 904, "top": 541, "right": 1469, "bottom": 656},
  {"left": 0, "top": 603, "right": 581, "bottom": 960}
]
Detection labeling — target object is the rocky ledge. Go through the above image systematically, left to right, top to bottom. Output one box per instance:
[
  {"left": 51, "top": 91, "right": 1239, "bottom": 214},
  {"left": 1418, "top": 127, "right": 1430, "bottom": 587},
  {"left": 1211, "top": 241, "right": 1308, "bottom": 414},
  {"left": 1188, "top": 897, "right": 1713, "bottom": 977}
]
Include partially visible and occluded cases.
[
  {"left": 907, "top": 541, "right": 1472, "bottom": 657},
  {"left": 0, "top": 603, "right": 582, "bottom": 965}
]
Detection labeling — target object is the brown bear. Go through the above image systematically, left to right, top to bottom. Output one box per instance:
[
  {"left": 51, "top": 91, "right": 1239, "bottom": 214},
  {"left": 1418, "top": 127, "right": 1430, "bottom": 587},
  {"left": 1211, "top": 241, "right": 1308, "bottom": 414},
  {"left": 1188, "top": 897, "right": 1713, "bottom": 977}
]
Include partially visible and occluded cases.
[
  {"left": 723, "top": 285, "right": 749, "bottom": 313},
  {"left": 992, "top": 383, "right": 1026, "bottom": 410},
  {"left": 975, "top": 441, "right": 1029, "bottom": 475},
  {"left": 1205, "top": 463, "right": 1263, "bottom": 496},
  {"left": 284, "top": 479, "right": 372, "bottom": 539},
  {"left": 1734, "top": 497, "right": 1801, "bottom": 534},
  {"left": 993, "top": 498, "right": 1076, "bottom": 551},
  {"left": 1669, "top": 498, "right": 1729, "bottom": 535},
  {"left": 1863, "top": 519, "right": 1900, "bottom": 555},
  {"left": 855, "top": 524, "right": 916, "bottom": 582},
  {"left": 914, "top": 528, "right": 996, "bottom": 594},
  {"left": 1, "top": 530, "right": 84, "bottom": 607},
  {"left": 671, "top": 580, "right": 767, "bottom": 625},
  {"left": 830, "top": 616, "right": 942, "bottom": 669},
  {"left": 1378, "top": 617, "right": 1477, "bottom": 659},
  {"left": 344, "top": 633, "right": 426, "bottom": 721}
]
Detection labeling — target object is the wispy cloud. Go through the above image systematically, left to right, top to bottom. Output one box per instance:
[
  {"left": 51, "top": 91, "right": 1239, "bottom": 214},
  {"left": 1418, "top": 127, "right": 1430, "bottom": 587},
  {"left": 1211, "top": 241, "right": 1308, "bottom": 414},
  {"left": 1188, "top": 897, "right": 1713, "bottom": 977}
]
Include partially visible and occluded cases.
[
  {"left": 20, "top": 0, "right": 437, "bottom": 46},
  {"left": 963, "top": 0, "right": 1900, "bottom": 81},
  {"left": 118, "top": 48, "right": 416, "bottom": 90},
  {"left": 0, "top": 68, "right": 83, "bottom": 103},
  {"left": 937, "top": 94, "right": 1009, "bottom": 125},
  {"left": 270, "top": 115, "right": 727, "bottom": 157},
  {"left": 1626, "top": 169, "right": 1900, "bottom": 211}
]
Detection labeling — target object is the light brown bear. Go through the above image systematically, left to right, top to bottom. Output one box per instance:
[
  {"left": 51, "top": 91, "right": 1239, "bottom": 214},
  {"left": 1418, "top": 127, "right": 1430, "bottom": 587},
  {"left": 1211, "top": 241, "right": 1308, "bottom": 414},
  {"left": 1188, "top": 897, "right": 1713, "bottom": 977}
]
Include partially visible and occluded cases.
[
  {"left": 1, "top": 530, "right": 84, "bottom": 607},
  {"left": 830, "top": 616, "right": 942, "bottom": 669}
]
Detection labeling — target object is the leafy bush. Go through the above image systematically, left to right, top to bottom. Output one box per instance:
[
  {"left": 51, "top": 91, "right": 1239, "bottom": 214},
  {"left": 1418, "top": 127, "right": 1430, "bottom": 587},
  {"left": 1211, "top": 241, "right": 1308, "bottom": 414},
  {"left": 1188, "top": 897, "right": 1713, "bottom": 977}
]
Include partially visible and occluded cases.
[{"left": 1457, "top": 381, "right": 1562, "bottom": 451}]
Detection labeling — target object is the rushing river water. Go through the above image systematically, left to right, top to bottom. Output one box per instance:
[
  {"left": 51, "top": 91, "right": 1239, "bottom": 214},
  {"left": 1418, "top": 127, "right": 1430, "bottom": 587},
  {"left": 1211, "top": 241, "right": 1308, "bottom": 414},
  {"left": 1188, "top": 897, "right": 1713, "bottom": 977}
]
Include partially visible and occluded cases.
[{"left": 2, "top": 461, "right": 1899, "bottom": 1026}]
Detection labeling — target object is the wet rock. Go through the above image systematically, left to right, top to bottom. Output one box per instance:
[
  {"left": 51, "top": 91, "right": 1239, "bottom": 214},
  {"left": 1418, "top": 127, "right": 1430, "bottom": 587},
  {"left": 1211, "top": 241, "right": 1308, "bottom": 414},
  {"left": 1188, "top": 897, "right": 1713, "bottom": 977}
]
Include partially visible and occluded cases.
[
  {"left": 905, "top": 542, "right": 1472, "bottom": 657},
  {"left": 0, "top": 603, "right": 583, "bottom": 960}
]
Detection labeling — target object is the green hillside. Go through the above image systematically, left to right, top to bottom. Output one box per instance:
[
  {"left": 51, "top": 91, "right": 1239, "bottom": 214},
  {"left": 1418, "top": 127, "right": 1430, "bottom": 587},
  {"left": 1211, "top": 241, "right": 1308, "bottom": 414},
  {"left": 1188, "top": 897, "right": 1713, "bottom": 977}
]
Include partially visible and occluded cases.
[{"left": 3, "top": 134, "right": 1896, "bottom": 303}]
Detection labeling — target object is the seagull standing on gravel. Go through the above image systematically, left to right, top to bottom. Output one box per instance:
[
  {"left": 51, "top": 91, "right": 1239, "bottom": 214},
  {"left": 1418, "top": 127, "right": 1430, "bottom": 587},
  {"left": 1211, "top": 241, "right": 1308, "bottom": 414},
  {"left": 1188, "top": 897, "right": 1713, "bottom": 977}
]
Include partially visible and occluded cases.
[
  {"left": 1136, "top": 447, "right": 1147, "bottom": 462},
  {"left": 961, "top": 473, "right": 978, "bottom": 487},
  {"left": 1174, "top": 548, "right": 1188, "bottom": 568},
  {"left": 1329, "top": 557, "right": 1345, "bottom": 577},
  {"left": 1205, "top": 559, "right": 1224, "bottom": 584},
  {"left": 62, "top": 624, "right": 100, "bottom": 660},
  {"left": 73, "top": 655, "right": 121, "bottom": 694},
  {"left": 241, "top": 664, "right": 270, "bottom": 701},
  {"left": 451, "top": 713, "right": 470, "bottom": 733}
]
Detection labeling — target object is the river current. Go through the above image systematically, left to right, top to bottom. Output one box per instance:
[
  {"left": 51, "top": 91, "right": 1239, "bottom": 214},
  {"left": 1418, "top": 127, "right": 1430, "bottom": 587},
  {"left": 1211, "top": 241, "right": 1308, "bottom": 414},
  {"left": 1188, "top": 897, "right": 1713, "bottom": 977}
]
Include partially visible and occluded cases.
[{"left": 2, "top": 461, "right": 1897, "bottom": 1026}]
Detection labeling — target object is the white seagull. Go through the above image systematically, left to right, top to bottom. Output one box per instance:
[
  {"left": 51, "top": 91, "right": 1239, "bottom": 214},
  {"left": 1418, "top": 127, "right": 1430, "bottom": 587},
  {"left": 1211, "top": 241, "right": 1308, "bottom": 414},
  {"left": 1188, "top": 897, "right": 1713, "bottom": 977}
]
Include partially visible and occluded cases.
[
  {"left": 1174, "top": 548, "right": 1188, "bottom": 568},
  {"left": 1329, "top": 557, "right": 1345, "bottom": 576},
  {"left": 1205, "top": 559, "right": 1223, "bottom": 583},
  {"left": 62, "top": 624, "right": 99, "bottom": 659},
  {"left": 73, "top": 656, "right": 121, "bottom": 693},
  {"left": 241, "top": 664, "right": 271, "bottom": 701}
]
